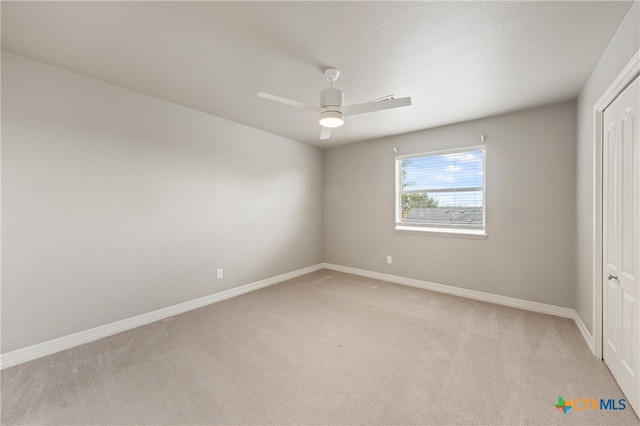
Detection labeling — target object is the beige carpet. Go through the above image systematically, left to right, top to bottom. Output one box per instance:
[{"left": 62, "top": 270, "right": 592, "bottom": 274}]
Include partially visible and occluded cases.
[{"left": 2, "top": 270, "right": 639, "bottom": 425}]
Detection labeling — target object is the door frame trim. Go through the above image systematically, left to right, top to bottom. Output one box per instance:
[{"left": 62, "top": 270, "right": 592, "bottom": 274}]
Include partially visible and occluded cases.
[{"left": 592, "top": 50, "right": 640, "bottom": 359}]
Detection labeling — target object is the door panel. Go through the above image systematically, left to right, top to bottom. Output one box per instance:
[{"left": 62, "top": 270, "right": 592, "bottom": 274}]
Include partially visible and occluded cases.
[
  {"left": 603, "top": 75, "right": 639, "bottom": 415},
  {"left": 622, "top": 108, "right": 638, "bottom": 280},
  {"left": 605, "top": 123, "right": 618, "bottom": 271},
  {"left": 605, "top": 280, "right": 619, "bottom": 353},
  {"left": 621, "top": 291, "right": 634, "bottom": 374}
]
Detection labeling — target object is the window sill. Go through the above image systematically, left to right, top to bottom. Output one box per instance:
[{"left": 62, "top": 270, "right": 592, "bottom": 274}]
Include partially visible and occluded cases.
[{"left": 394, "top": 226, "right": 488, "bottom": 239}]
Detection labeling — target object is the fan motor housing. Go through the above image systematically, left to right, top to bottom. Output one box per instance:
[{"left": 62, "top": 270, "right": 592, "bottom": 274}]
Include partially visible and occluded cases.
[{"left": 320, "top": 88, "right": 344, "bottom": 110}]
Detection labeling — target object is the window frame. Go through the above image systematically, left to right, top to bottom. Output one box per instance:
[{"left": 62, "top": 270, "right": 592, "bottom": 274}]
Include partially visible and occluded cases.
[{"left": 394, "top": 145, "right": 488, "bottom": 239}]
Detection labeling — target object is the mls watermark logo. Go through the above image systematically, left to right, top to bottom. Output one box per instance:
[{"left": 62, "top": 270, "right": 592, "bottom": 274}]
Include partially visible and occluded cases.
[{"left": 555, "top": 396, "right": 626, "bottom": 414}]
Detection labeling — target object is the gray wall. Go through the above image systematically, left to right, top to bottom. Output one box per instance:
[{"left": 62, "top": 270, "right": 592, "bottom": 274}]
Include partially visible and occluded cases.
[
  {"left": 575, "top": 2, "right": 639, "bottom": 334},
  {"left": 1, "top": 51, "right": 323, "bottom": 353},
  {"left": 324, "top": 101, "right": 576, "bottom": 308}
]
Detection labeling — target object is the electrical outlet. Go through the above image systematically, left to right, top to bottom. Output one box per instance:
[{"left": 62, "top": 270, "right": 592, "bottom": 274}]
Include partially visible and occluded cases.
[
  {"left": 387, "top": 256, "right": 392, "bottom": 264},
  {"left": 216, "top": 268, "right": 223, "bottom": 279}
]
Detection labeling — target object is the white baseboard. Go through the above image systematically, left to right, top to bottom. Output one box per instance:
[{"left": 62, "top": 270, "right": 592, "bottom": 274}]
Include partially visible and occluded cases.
[
  {"left": 2, "top": 263, "right": 597, "bottom": 370},
  {"left": 323, "top": 263, "right": 595, "bottom": 352},
  {"left": 323, "top": 263, "right": 575, "bottom": 317},
  {"left": 0, "top": 264, "right": 324, "bottom": 370},
  {"left": 572, "top": 311, "right": 595, "bottom": 355}
]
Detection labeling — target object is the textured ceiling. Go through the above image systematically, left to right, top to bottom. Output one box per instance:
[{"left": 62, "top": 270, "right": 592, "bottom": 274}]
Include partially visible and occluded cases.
[{"left": 1, "top": 1, "right": 634, "bottom": 147}]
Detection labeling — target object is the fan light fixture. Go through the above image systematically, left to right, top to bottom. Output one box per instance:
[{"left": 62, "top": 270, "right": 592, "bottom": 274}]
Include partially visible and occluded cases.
[
  {"left": 257, "top": 67, "right": 412, "bottom": 140},
  {"left": 319, "top": 110, "right": 344, "bottom": 128}
]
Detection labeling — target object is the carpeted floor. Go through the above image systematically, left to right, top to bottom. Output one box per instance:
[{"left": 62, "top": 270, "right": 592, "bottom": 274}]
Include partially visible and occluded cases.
[{"left": 2, "top": 270, "right": 639, "bottom": 425}]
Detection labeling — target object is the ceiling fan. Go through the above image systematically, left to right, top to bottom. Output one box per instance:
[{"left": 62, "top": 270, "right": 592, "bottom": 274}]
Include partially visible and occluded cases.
[{"left": 257, "top": 68, "right": 412, "bottom": 140}]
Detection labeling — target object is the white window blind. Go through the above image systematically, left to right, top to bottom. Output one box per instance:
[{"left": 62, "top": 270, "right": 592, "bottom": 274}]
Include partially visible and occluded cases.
[{"left": 396, "top": 147, "right": 485, "bottom": 232}]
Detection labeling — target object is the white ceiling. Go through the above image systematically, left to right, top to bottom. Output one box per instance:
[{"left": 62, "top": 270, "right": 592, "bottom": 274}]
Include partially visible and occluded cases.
[{"left": 1, "top": 1, "right": 634, "bottom": 148}]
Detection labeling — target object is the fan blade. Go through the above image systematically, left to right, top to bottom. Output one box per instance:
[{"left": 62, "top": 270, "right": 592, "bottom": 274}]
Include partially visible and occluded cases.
[
  {"left": 257, "top": 92, "right": 321, "bottom": 113},
  {"left": 370, "top": 94, "right": 397, "bottom": 102},
  {"left": 344, "top": 96, "right": 412, "bottom": 116},
  {"left": 320, "top": 126, "right": 332, "bottom": 140}
]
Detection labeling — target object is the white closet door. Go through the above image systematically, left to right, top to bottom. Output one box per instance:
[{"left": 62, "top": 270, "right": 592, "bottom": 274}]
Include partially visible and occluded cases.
[{"left": 603, "top": 75, "right": 639, "bottom": 415}]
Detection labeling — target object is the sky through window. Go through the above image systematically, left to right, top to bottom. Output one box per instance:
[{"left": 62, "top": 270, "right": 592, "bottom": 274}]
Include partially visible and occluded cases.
[{"left": 402, "top": 149, "right": 484, "bottom": 207}]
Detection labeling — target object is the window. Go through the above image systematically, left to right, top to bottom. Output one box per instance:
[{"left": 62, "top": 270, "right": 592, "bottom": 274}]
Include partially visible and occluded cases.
[{"left": 395, "top": 146, "right": 486, "bottom": 238}]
